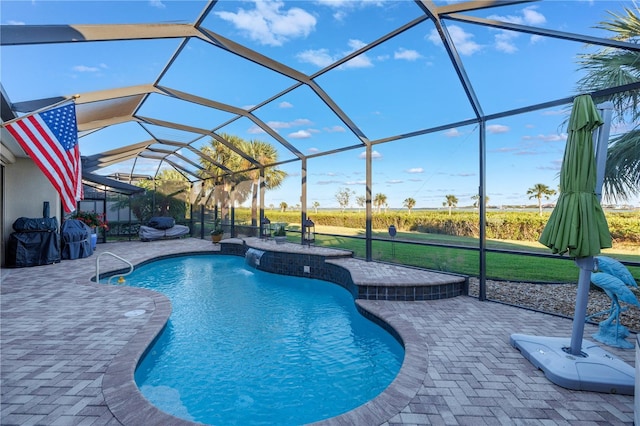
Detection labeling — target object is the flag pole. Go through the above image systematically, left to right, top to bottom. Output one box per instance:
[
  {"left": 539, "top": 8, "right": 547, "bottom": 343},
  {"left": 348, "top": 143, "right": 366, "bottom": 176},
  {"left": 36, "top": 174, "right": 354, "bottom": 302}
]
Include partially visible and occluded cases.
[{"left": 0, "top": 94, "right": 80, "bottom": 128}]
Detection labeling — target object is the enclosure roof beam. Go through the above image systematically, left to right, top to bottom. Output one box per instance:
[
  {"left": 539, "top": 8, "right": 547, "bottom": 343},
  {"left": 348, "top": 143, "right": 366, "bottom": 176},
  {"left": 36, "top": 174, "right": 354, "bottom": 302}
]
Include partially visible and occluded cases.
[
  {"left": 416, "top": 0, "right": 484, "bottom": 119},
  {"left": 445, "top": 13, "right": 640, "bottom": 51},
  {"left": 0, "top": 23, "right": 202, "bottom": 46},
  {"left": 156, "top": 85, "right": 304, "bottom": 158},
  {"left": 136, "top": 116, "right": 261, "bottom": 167}
]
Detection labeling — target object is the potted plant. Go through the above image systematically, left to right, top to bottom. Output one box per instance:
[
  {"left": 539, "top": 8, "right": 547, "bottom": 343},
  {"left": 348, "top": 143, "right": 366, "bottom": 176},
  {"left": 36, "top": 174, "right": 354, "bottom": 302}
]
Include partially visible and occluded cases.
[
  {"left": 70, "top": 210, "right": 108, "bottom": 232},
  {"left": 210, "top": 219, "right": 224, "bottom": 243},
  {"left": 274, "top": 225, "right": 287, "bottom": 244}
]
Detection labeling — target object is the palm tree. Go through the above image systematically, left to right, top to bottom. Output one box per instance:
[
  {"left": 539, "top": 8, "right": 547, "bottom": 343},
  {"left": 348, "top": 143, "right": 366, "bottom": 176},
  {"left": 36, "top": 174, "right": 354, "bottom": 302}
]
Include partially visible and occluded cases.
[
  {"left": 576, "top": 5, "right": 640, "bottom": 203},
  {"left": 198, "top": 134, "right": 287, "bottom": 225},
  {"left": 199, "top": 134, "right": 246, "bottom": 220},
  {"left": 238, "top": 139, "right": 287, "bottom": 226},
  {"left": 527, "top": 183, "right": 557, "bottom": 216},
  {"left": 335, "top": 188, "right": 354, "bottom": 212},
  {"left": 373, "top": 193, "right": 387, "bottom": 213},
  {"left": 442, "top": 194, "right": 458, "bottom": 216},
  {"left": 471, "top": 194, "right": 490, "bottom": 208},
  {"left": 355, "top": 195, "right": 366, "bottom": 212},
  {"left": 403, "top": 197, "right": 416, "bottom": 214},
  {"left": 279, "top": 201, "right": 288, "bottom": 212},
  {"left": 312, "top": 201, "right": 320, "bottom": 213}
]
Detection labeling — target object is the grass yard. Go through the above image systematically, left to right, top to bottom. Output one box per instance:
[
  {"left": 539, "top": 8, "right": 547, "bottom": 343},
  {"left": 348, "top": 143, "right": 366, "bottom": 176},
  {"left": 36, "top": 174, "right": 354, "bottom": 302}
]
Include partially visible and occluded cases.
[{"left": 297, "top": 225, "right": 640, "bottom": 283}]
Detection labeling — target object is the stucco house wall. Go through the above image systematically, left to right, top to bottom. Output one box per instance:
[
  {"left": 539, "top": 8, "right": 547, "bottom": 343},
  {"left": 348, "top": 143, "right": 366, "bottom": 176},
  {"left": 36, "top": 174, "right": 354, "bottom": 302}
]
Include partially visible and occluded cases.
[{"left": 2, "top": 158, "right": 60, "bottom": 267}]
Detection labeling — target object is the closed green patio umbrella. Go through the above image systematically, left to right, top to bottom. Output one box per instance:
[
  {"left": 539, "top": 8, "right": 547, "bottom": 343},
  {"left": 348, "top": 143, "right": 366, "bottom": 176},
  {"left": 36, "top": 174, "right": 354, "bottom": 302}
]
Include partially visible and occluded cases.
[
  {"left": 539, "top": 94, "right": 612, "bottom": 355},
  {"left": 539, "top": 94, "right": 611, "bottom": 258},
  {"left": 512, "top": 99, "right": 633, "bottom": 394}
]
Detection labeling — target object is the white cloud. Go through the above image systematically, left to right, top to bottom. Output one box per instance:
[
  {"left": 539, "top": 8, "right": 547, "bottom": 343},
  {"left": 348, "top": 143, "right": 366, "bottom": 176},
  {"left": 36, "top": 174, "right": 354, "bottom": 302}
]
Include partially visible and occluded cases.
[
  {"left": 149, "top": 0, "right": 165, "bottom": 9},
  {"left": 215, "top": 0, "right": 316, "bottom": 47},
  {"left": 487, "top": 6, "right": 546, "bottom": 53},
  {"left": 488, "top": 6, "right": 546, "bottom": 26},
  {"left": 522, "top": 6, "right": 546, "bottom": 25},
  {"left": 333, "top": 10, "right": 347, "bottom": 21},
  {"left": 8, "top": 20, "right": 25, "bottom": 25},
  {"left": 428, "top": 25, "right": 483, "bottom": 56},
  {"left": 495, "top": 32, "right": 518, "bottom": 54},
  {"left": 530, "top": 34, "right": 543, "bottom": 44},
  {"left": 297, "top": 39, "right": 373, "bottom": 69},
  {"left": 343, "top": 39, "right": 373, "bottom": 68},
  {"left": 348, "top": 39, "right": 367, "bottom": 50},
  {"left": 394, "top": 48, "right": 422, "bottom": 61},
  {"left": 297, "top": 49, "right": 334, "bottom": 67},
  {"left": 344, "top": 54, "right": 373, "bottom": 68},
  {"left": 72, "top": 65, "right": 101, "bottom": 72},
  {"left": 279, "top": 101, "right": 293, "bottom": 108},
  {"left": 542, "top": 109, "right": 568, "bottom": 116},
  {"left": 266, "top": 118, "right": 312, "bottom": 129},
  {"left": 291, "top": 118, "right": 313, "bottom": 126},
  {"left": 266, "top": 121, "right": 290, "bottom": 129},
  {"left": 487, "top": 124, "right": 509, "bottom": 134},
  {"left": 247, "top": 125, "right": 266, "bottom": 134},
  {"left": 324, "top": 125, "right": 346, "bottom": 133},
  {"left": 444, "top": 128, "right": 463, "bottom": 137},
  {"left": 289, "top": 130, "right": 312, "bottom": 139},
  {"left": 524, "top": 133, "right": 567, "bottom": 142},
  {"left": 308, "top": 147, "right": 319, "bottom": 153},
  {"left": 358, "top": 150, "right": 382, "bottom": 159},
  {"left": 406, "top": 167, "right": 424, "bottom": 174},
  {"left": 387, "top": 179, "right": 403, "bottom": 184}
]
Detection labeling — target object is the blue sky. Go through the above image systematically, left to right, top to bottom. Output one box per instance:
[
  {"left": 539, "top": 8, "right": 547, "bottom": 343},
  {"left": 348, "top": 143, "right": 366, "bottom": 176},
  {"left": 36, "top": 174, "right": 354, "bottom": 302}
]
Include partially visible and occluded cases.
[{"left": 2, "top": 0, "right": 638, "bottom": 209}]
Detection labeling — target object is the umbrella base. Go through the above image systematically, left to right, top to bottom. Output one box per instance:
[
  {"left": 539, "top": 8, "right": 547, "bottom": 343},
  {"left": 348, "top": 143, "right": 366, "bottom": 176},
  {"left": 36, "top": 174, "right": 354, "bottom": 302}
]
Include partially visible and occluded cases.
[{"left": 510, "top": 334, "right": 634, "bottom": 395}]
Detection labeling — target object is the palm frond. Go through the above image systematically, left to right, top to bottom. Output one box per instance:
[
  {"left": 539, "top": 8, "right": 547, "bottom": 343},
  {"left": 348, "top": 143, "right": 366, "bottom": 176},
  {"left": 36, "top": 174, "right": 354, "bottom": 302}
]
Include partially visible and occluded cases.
[{"left": 602, "top": 129, "right": 640, "bottom": 203}]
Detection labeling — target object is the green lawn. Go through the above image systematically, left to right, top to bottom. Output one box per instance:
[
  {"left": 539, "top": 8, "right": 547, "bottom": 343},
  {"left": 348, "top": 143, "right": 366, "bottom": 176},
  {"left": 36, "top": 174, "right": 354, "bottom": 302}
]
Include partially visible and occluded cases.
[{"left": 299, "top": 226, "right": 640, "bottom": 283}]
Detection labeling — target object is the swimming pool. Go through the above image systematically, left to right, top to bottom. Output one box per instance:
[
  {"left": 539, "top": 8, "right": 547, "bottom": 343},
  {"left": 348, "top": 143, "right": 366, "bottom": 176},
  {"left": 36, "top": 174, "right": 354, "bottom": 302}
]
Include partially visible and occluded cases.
[{"left": 125, "top": 255, "right": 403, "bottom": 425}]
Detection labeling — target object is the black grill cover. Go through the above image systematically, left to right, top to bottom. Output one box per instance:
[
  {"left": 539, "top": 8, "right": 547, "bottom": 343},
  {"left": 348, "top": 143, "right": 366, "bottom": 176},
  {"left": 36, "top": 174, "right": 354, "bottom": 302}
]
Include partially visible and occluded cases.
[
  {"left": 13, "top": 217, "right": 58, "bottom": 232},
  {"left": 61, "top": 219, "right": 93, "bottom": 260},
  {"left": 6, "top": 231, "right": 61, "bottom": 267}
]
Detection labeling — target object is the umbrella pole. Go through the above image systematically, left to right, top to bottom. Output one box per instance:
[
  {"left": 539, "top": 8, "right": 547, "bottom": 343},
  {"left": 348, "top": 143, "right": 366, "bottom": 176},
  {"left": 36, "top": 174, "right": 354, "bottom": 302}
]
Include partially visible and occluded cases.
[
  {"left": 568, "top": 102, "right": 612, "bottom": 357},
  {"left": 569, "top": 256, "right": 594, "bottom": 356}
]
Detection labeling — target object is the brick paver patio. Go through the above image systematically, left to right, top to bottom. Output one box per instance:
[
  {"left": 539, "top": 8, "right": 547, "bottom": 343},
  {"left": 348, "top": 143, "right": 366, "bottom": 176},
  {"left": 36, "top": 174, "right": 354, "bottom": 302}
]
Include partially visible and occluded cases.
[{"left": 1, "top": 238, "right": 635, "bottom": 425}]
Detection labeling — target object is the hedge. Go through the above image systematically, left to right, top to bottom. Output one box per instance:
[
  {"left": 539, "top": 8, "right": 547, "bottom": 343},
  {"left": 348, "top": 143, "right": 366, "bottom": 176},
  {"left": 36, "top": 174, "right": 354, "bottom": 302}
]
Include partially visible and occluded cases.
[{"left": 260, "top": 210, "right": 640, "bottom": 245}]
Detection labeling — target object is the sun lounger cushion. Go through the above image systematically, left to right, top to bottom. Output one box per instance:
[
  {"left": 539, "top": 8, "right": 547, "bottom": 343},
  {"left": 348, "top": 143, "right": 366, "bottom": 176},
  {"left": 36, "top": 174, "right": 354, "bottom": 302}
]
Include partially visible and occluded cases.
[{"left": 147, "top": 216, "right": 175, "bottom": 230}]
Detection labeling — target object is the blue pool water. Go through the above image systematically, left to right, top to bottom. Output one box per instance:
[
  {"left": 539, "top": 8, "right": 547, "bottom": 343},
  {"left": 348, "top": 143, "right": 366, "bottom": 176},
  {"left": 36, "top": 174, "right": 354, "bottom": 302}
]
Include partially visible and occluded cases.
[{"left": 125, "top": 255, "right": 403, "bottom": 425}]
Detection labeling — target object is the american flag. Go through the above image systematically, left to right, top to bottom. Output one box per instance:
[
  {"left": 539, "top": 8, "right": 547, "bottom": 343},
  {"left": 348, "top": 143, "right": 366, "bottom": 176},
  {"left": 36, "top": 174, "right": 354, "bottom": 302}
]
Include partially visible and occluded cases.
[{"left": 5, "top": 103, "right": 82, "bottom": 213}]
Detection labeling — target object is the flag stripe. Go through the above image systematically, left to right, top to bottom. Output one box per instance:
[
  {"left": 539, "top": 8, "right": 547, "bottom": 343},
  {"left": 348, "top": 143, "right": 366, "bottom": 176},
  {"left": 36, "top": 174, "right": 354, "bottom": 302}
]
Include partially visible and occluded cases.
[
  {"left": 5, "top": 103, "right": 81, "bottom": 213},
  {"left": 29, "top": 116, "right": 77, "bottom": 183},
  {"left": 16, "top": 117, "right": 76, "bottom": 200},
  {"left": 8, "top": 121, "right": 76, "bottom": 212}
]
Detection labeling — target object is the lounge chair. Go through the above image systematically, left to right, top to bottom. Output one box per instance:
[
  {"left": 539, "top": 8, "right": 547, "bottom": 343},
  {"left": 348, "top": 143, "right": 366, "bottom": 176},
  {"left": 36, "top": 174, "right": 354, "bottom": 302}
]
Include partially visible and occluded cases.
[{"left": 139, "top": 217, "right": 189, "bottom": 241}]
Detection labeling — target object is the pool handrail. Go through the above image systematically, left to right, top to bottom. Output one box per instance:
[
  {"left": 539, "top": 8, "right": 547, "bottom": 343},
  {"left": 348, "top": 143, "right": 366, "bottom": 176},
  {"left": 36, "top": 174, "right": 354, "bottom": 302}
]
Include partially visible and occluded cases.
[{"left": 96, "top": 251, "right": 134, "bottom": 285}]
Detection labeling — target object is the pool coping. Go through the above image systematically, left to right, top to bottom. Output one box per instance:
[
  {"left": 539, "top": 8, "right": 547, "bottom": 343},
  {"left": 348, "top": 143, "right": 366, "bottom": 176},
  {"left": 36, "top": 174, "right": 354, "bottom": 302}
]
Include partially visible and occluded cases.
[
  {"left": 3, "top": 238, "right": 635, "bottom": 425},
  {"left": 99, "top": 241, "right": 453, "bottom": 425}
]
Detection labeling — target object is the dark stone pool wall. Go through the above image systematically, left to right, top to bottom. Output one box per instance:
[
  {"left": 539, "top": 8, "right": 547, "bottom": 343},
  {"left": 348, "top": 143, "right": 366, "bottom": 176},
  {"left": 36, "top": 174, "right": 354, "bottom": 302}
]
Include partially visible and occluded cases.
[
  {"left": 220, "top": 239, "right": 468, "bottom": 302},
  {"left": 221, "top": 240, "right": 359, "bottom": 298}
]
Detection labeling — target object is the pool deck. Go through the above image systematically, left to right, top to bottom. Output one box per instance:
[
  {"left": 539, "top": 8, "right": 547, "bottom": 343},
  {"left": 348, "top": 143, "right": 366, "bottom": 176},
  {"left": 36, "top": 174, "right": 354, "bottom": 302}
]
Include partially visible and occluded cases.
[{"left": 1, "top": 238, "right": 636, "bottom": 425}]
